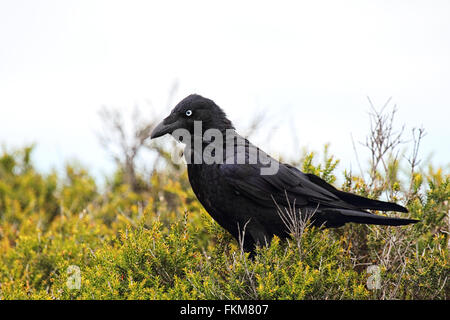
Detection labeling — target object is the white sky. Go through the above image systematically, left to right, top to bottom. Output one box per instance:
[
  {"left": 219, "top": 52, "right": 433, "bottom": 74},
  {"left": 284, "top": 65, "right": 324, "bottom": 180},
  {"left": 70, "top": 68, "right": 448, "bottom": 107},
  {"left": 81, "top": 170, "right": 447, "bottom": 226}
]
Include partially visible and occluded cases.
[{"left": 0, "top": 0, "right": 449, "bottom": 179}]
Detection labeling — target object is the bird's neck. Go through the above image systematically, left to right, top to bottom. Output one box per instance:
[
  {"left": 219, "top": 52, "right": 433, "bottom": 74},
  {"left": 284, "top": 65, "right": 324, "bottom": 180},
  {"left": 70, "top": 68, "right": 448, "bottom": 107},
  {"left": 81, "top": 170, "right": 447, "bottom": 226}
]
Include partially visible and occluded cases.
[{"left": 183, "top": 130, "right": 248, "bottom": 165}]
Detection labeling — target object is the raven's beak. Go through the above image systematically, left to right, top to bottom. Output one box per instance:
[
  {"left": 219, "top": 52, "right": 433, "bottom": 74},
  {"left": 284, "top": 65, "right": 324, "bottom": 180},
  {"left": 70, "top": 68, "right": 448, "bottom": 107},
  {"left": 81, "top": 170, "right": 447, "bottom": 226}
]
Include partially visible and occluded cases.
[{"left": 151, "top": 117, "right": 181, "bottom": 139}]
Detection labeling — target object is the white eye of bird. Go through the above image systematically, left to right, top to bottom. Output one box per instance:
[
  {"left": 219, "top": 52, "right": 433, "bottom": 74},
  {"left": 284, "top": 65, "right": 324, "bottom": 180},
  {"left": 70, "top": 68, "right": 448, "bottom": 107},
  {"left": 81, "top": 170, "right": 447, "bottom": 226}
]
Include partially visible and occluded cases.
[{"left": 185, "top": 109, "right": 193, "bottom": 117}]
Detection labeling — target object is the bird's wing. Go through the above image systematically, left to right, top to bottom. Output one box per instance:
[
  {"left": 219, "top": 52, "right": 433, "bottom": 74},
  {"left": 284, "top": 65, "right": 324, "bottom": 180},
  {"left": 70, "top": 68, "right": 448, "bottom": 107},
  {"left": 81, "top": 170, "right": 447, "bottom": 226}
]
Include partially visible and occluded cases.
[
  {"left": 219, "top": 134, "right": 408, "bottom": 213},
  {"left": 219, "top": 135, "right": 353, "bottom": 210},
  {"left": 220, "top": 161, "right": 355, "bottom": 209}
]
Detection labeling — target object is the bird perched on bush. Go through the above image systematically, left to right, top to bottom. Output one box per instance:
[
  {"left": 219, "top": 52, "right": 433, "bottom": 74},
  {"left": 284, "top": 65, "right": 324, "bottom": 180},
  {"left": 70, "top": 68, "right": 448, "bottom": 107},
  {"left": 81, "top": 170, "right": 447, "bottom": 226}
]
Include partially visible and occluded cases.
[{"left": 151, "top": 94, "right": 418, "bottom": 254}]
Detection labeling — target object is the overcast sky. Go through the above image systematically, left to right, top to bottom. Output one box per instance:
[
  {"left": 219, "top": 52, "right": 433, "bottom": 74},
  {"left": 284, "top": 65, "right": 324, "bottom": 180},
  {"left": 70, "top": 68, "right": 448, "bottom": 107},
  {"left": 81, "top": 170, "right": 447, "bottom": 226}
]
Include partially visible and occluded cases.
[{"left": 0, "top": 0, "right": 449, "bottom": 180}]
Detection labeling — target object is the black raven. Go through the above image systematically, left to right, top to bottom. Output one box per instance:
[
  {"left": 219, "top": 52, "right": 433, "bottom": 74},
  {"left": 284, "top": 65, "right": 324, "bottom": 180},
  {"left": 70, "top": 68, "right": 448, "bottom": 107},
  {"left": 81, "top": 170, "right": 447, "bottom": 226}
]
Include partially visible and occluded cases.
[{"left": 151, "top": 94, "right": 418, "bottom": 253}]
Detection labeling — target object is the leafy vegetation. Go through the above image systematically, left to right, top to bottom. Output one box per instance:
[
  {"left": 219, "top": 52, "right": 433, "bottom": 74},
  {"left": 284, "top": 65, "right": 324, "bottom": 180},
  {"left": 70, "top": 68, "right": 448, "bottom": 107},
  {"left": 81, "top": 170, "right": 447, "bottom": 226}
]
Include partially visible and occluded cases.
[
  {"left": 0, "top": 99, "right": 448, "bottom": 300},
  {"left": 0, "top": 139, "right": 448, "bottom": 299}
]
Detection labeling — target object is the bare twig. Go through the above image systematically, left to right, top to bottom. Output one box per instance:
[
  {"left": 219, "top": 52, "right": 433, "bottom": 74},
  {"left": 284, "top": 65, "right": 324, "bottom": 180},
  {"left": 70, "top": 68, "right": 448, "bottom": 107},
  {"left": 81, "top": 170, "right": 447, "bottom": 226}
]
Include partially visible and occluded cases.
[
  {"left": 363, "top": 97, "right": 406, "bottom": 191},
  {"left": 405, "top": 127, "right": 426, "bottom": 200},
  {"left": 272, "top": 192, "right": 318, "bottom": 258},
  {"left": 236, "top": 220, "right": 258, "bottom": 299}
]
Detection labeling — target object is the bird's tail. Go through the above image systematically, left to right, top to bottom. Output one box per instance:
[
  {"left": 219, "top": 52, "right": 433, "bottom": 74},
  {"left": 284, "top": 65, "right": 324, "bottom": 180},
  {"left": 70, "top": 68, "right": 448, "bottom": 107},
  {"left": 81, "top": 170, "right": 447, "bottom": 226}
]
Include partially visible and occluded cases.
[
  {"left": 305, "top": 173, "right": 409, "bottom": 213},
  {"left": 335, "top": 190, "right": 409, "bottom": 213},
  {"left": 324, "top": 208, "right": 419, "bottom": 227}
]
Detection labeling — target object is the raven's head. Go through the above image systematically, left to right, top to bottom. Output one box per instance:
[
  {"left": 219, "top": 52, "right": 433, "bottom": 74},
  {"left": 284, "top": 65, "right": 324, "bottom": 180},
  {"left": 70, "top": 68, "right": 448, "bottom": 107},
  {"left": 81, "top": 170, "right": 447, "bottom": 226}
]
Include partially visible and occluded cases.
[{"left": 150, "top": 94, "right": 234, "bottom": 139}]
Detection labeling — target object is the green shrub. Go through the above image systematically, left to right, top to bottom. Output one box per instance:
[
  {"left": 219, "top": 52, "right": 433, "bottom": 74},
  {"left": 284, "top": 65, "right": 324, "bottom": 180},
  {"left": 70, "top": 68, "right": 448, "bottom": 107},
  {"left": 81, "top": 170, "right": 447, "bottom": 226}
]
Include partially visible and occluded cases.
[{"left": 0, "top": 146, "right": 448, "bottom": 300}]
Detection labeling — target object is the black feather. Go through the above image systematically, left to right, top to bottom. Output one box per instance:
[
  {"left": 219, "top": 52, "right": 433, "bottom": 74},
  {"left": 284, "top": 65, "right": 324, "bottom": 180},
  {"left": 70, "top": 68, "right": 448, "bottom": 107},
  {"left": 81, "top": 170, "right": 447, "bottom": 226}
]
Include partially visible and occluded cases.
[{"left": 305, "top": 173, "right": 409, "bottom": 213}]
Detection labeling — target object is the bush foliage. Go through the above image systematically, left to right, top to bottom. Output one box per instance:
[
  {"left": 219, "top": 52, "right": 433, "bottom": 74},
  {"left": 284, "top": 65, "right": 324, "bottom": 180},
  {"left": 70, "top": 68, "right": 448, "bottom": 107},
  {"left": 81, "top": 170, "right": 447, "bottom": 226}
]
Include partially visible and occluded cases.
[{"left": 0, "top": 142, "right": 448, "bottom": 300}]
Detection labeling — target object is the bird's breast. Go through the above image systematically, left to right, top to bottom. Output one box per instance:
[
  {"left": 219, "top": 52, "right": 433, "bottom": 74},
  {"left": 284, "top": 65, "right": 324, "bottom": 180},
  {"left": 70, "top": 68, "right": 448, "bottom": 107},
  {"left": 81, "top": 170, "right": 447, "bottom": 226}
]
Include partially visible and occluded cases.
[{"left": 187, "top": 164, "right": 238, "bottom": 217}]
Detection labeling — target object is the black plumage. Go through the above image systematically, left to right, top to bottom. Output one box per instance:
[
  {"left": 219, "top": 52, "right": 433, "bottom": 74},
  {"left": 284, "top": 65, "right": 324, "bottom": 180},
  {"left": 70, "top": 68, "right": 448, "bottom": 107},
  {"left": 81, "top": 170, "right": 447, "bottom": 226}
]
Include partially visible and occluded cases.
[{"left": 151, "top": 94, "right": 418, "bottom": 253}]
